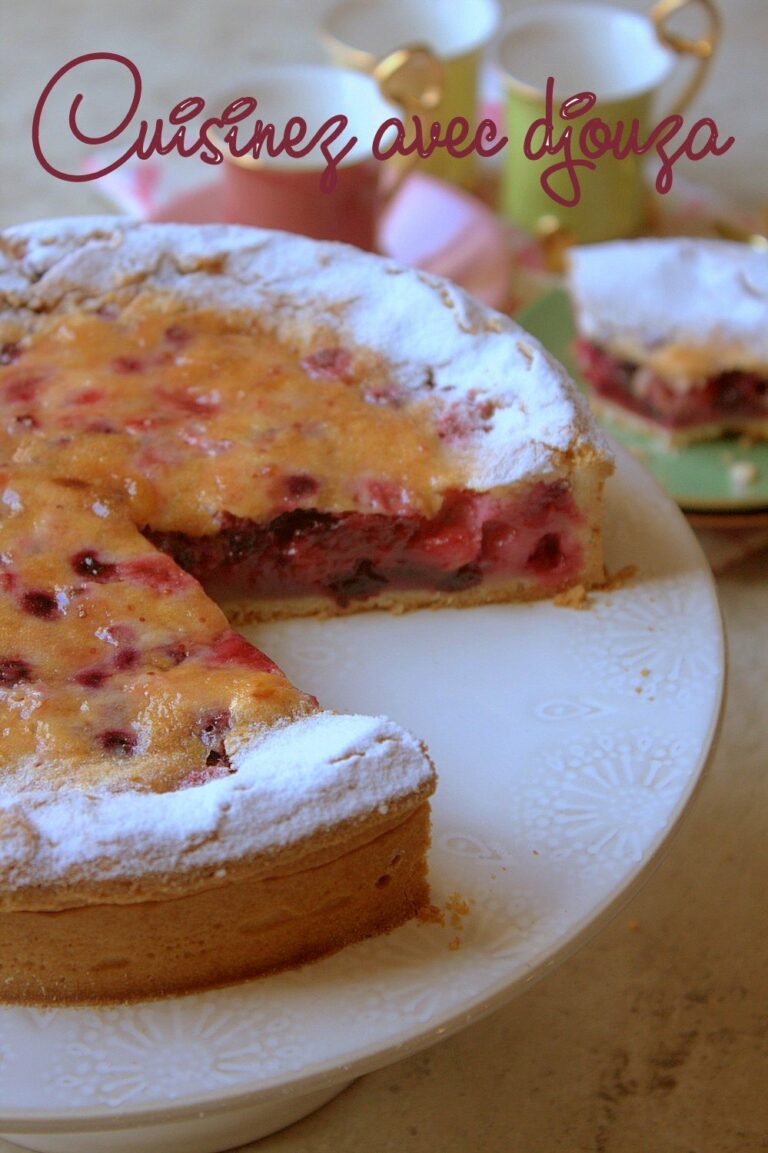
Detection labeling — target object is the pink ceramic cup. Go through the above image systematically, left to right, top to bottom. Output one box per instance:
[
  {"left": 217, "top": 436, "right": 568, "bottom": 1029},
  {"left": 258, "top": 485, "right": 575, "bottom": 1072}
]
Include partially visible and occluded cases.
[{"left": 219, "top": 65, "right": 397, "bottom": 251}]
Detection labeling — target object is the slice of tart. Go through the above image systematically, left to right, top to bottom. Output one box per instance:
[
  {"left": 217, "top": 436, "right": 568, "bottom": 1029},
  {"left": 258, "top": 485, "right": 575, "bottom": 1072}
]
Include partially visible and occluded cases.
[
  {"left": 0, "top": 218, "right": 612, "bottom": 1004},
  {"left": 568, "top": 238, "right": 768, "bottom": 445}
]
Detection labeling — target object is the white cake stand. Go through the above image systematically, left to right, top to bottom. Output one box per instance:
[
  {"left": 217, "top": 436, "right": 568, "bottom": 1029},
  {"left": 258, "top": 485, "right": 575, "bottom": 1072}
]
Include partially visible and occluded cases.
[{"left": 0, "top": 449, "right": 725, "bottom": 1153}]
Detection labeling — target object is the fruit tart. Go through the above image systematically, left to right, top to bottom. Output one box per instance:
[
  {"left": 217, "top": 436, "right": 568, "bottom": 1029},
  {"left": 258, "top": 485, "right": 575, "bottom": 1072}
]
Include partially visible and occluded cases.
[{"left": 0, "top": 219, "right": 612, "bottom": 1003}]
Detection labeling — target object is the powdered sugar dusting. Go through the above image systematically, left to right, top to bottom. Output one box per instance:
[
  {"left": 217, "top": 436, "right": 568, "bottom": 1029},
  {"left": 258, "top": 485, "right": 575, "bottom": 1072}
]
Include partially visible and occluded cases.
[
  {"left": 569, "top": 239, "right": 768, "bottom": 377},
  {"left": 0, "top": 714, "right": 434, "bottom": 897}
]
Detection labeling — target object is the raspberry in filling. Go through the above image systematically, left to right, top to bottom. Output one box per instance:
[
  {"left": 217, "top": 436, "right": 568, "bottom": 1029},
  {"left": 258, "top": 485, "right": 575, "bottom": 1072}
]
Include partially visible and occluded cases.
[{"left": 0, "top": 658, "right": 32, "bottom": 686}]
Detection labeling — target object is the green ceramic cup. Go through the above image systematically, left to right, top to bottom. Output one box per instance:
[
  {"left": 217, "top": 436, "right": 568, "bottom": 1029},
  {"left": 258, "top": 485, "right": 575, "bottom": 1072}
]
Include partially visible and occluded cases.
[
  {"left": 321, "top": 0, "right": 500, "bottom": 189},
  {"left": 498, "top": 0, "right": 719, "bottom": 243}
]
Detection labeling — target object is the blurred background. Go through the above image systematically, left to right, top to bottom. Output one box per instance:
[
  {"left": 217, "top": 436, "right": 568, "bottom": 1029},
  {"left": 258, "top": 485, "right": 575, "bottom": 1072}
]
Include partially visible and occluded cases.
[
  {"left": 1, "top": 0, "right": 766, "bottom": 226},
  {"left": 1, "top": 5, "right": 767, "bottom": 1153}
]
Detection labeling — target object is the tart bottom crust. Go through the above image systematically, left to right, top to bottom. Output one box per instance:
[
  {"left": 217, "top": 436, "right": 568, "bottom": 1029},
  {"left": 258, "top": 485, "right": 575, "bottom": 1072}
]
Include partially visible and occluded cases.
[{"left": 0, "top": 804, "right": 431, "bottom": 1005}]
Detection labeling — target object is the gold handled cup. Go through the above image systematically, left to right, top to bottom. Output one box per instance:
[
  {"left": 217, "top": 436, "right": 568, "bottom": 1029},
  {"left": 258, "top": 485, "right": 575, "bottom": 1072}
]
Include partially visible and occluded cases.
[
  {"left": 321, "top": 0, "right": 500, "bottom": 190},
  {"left": 497, "top": 0, "right": 720, "bottom": 245}
]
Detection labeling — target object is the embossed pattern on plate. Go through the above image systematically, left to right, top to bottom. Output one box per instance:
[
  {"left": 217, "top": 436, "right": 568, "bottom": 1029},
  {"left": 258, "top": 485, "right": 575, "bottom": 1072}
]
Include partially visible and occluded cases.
[{"left": 0, "top": 449, "right": 724, "bottom": 1128}]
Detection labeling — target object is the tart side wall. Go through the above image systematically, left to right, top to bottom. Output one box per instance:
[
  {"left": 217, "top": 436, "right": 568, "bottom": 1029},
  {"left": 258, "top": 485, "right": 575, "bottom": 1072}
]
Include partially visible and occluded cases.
[{"left": 0, "top": 804, "right": 432, "bottom": 1005}]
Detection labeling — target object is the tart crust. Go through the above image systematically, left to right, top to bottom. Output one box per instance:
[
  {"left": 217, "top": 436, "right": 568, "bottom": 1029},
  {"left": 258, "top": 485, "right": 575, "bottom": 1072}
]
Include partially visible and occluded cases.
[
  {"left": 0, "top": 219, "right": 612, "bottom": 1004},
  {"left": 1, "top": 794, "right": 432, "bottom": 1005}
]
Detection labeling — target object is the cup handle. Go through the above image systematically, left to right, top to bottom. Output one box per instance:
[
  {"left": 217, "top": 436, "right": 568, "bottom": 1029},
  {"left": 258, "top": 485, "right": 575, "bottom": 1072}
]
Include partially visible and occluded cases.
[
  {"left": 650, "top": 0, "right": 720, "bottom": 115},
  {"left": 371, "top": 45, "right": 445, "bottom": 200}
]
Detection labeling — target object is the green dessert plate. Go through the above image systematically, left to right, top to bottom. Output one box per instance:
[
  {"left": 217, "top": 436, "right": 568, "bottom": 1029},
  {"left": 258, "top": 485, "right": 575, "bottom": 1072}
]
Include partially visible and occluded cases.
[{"left": 516, "top": 289, "right": 768, "bottom": 513}]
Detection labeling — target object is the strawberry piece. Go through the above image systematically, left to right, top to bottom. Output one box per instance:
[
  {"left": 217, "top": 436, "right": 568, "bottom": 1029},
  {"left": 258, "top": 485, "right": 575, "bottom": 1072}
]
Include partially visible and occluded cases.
[
  {"left": 409, "top": 491, "right": 491, "bottom": 571},
  {"left": 207, "top": 630, "right": 280, "bottom": 674}
]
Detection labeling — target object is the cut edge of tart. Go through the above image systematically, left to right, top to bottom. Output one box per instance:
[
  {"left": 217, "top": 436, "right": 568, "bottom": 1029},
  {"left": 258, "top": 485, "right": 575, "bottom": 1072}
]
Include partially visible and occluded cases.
[
  {"left": 0, "top": 218, "right": 613, "bottom": 1004},
  {"left": 568, "top": 238, "right": 768, "bottom": 446}
]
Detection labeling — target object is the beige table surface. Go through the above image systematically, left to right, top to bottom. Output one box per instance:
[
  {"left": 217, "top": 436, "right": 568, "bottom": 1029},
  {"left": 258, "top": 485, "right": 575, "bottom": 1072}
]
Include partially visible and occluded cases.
[{"left": 1, "top": 2, "right": 766, "bottom": 1150}]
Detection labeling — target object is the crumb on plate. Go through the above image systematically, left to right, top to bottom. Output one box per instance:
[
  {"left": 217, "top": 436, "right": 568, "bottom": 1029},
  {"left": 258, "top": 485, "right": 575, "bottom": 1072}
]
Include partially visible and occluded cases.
[{"left": 554, "top": 583, "right": 590, "bottom": 610}]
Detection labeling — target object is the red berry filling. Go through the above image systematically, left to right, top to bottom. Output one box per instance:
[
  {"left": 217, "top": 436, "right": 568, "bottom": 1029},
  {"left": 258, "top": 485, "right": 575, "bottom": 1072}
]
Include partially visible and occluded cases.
[
  {"left": 164, "top": 323, "right": 191, "bottom": 346},
  {"left": 575, "top": 338, "right": 768, "bottom": 428},
  {"left": 0, "top": 342, "right": 21, "bottom": 366},
  {"left": 300, "top": 347, "right": 353, "bottom": 381},
  {"left": 111, "top": 355, "right": 145, "bottom": 374},
  {"left": 3, "top": 373, "right": 45, "bottom": 405},
  {"left": 435, "top": 394, "right": 498, "bottom": 442},
  {"left": 11, "top": 413, "right": 39, "bottom": 430},
  {"left": 283, "top": 473, "right": 320, "bottom": 501},
  {"left": 148, "top": 482, "right": 583, "bottom": 607},
  {"left": 71, "top": 550, "right": 116, "bottom": 581},
  {"left": 116, "top": 555, "right": 194, "bottom": 594},
  {"left": 207, "top": 630, "right": 281, "bottom": 674},
  {"left": 0, "top": 658, "right": 33, "bottom": 686},
  {"left": 74, "top": 667, "right": 109, "bottom": 689}
]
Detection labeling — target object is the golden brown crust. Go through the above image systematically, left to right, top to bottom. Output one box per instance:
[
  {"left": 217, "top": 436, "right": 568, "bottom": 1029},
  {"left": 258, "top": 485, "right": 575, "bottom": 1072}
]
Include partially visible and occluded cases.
[{"left": 0, "top": 804, "right": 431, "bottom": 1005}]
